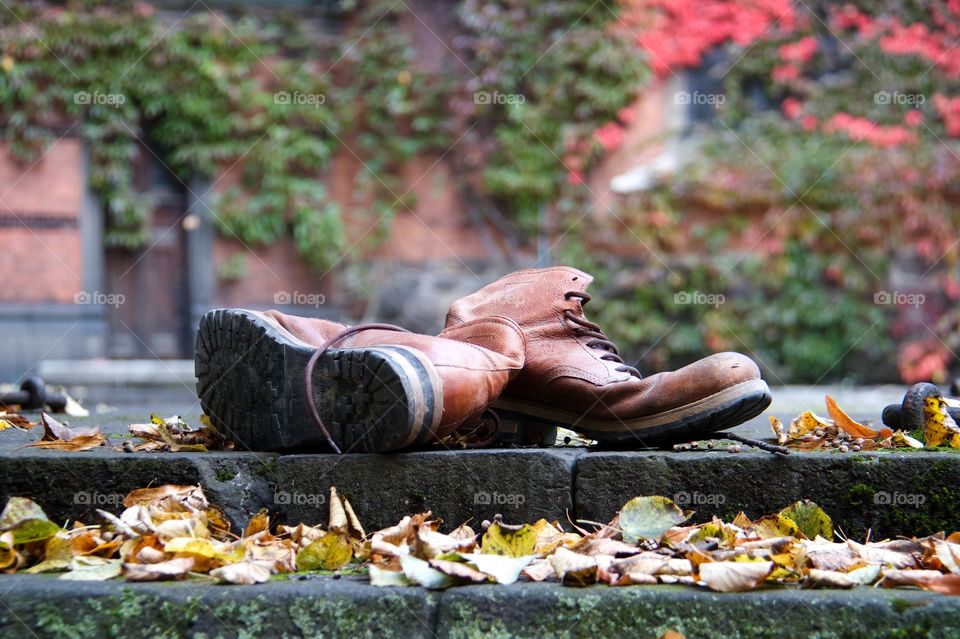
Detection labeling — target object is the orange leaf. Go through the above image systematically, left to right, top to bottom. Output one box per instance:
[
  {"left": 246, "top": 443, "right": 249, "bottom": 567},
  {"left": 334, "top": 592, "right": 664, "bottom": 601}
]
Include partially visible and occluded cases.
[{"left": 825, "top": 396, "right": 878, "bottom": 439}]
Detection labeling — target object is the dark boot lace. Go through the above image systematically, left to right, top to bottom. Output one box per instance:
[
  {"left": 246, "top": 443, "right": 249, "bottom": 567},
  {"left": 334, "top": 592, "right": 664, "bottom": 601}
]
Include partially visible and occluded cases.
[
  {"left": 564, "top": 291, "right": 641, "bottom": 379},
  {"left": 304, "top": 323, "right": 410, "bottom": 454}
]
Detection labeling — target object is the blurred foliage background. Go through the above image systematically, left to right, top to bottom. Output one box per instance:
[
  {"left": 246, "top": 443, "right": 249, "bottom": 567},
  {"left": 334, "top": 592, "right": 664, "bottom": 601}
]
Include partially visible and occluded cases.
[{"left": 2, "top": 0, "right": 959, "bottom": 383}]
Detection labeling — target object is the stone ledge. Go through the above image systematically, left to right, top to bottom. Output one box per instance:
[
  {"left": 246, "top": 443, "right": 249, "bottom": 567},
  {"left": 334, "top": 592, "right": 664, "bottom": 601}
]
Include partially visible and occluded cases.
[
  {"left": 4, "top": 414, "right": 960, "bottom": 538},
  {"left": 274, "top": 449, "right": 582, "bottom": 530},
  {"left": 0, "top": 451, "right": 278, "bottom": 531},
  {"left": 574, "top": 451, "right": 960, "bottom": 539},
  {"left": 1, "top": 575, "right": 958, "bottom": 639}
]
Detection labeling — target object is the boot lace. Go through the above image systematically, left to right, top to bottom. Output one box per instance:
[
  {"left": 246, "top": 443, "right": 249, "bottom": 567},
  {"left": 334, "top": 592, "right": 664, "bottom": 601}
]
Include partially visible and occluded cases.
[
  {"left": 563, "top": 291, "right": 641, "bottom": 379},
  {"left": 304, "top": 323, "right": 410, "bottom": 454}
]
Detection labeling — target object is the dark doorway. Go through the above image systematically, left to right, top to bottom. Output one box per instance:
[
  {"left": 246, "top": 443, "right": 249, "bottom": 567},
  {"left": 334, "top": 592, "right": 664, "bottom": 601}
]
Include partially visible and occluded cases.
[{"left": 104, "top": 139, "right": 191, "bottom": 359}]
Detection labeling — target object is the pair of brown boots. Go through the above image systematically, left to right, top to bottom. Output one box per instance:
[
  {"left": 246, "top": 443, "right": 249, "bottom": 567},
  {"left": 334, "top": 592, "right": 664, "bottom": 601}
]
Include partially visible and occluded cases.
[{"left": 195, "top": 267, "right": 771, "bottom": 453}]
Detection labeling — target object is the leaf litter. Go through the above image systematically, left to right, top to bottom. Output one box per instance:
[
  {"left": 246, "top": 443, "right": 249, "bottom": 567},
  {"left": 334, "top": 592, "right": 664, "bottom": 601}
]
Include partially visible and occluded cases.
[
  {"left": 769, "top": 395, "right": 957, "bottom": 452},
  {"left": 2, "top": 485, "right": 960, "bottom": 595}
]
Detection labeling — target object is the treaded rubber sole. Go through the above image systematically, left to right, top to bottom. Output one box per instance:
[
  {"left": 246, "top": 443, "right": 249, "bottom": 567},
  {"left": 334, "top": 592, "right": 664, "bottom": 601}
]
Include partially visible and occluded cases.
[
  {"left": 195, "top": 309, "right": 439, "bottom": 453},
  {"left": 493, "top": 383, "right": 772, "bottom": 446}
]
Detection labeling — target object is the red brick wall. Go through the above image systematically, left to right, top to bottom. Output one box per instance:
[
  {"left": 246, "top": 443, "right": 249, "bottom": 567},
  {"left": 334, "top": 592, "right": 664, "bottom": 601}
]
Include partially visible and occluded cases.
[{"left": 0, "top": 138, "right": 84, "bottom": 303}]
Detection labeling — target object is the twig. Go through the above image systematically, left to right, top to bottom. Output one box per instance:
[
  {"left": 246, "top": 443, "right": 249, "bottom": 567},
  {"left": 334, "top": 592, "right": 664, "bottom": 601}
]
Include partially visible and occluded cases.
[{"left": 722, "top": 432, "right": 790, "bottom": 456}]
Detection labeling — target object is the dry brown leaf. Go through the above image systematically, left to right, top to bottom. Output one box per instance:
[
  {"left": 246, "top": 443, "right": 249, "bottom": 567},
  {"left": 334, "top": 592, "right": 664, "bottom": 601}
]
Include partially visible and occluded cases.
[
  {"left": 825, "top": 395, "right": 878, "bottom": 439},
  {"left": 0, "top": 413, "right": 35, "bottom": 430},
  {"left": 769, "top": 416, "right": 788, "bottom": 445},
  {"left": 27, "top": 422, "right": 105, "bottom": 452},
  {"left": 124, "top": 485, "right": 208, "bottom": 512},
  {"left": 243, "top": 510, "right": 270, "bottom": 538},
  {"left": 548, "top": 547, "right": 598, "bottom": 586},
  {"left": 123, "top": 556, "right": 195, "bottom": 581},
  {"left": 428, "top": 558, "right": 489, "bottom": 583},
  {"left": 521, "top": 558, "right": 555, "bottom": 582},
  {"left": 210, "top": 560, "right": 273, "bottom": 585},
  {"left": 699, "top": 560, "right": 773, "bottom": 592},
  {"left": 803, "top": 568, "right": 856, "bottom": 589}
]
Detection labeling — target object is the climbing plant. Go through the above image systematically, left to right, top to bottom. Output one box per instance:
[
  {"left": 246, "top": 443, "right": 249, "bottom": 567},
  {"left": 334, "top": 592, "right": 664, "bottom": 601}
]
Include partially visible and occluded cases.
[
  {"left": 0, "top": 0, "right": 451, "bottom": 269},
  {"left": 559, "top": 0, "right": 960, "bottom": 383}
]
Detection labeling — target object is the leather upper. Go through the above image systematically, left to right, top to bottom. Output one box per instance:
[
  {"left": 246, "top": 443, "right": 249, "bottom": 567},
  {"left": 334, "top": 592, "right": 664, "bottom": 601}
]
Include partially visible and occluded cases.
[
  {"left": 444, "top": 266, "right": 763, "bottom": 421},
  {"left": 261, "top": 310, "right": 524, "bottom": 436}
]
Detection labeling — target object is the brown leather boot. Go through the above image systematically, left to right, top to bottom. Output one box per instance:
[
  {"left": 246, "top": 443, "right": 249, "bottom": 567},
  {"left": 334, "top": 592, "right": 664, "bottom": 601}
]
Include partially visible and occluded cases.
[
  {"left": 444, "top": 266, "right": 771, "bottom": 444},
  {"left": 195, "top": 309, "right": 524, "bottom": 453}
]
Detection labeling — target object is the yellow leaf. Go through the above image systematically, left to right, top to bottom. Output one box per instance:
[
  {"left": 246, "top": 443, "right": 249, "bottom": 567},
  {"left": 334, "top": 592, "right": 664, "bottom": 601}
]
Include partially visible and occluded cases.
[
  {"left": 923, "top": 396, "right": 960, "bottom": 448},
  {"left": 787, "top": 410, "right": 833, "bottom": 440},
  {"left": 769, "top": 416, "right": 788, "bottom": 445},
  {"left": 889, "top": 430, "right": 924, "bottom": 449},
  {"left": 619, "top": 496, "right": 690, "bottom": 543},
  {"left": 0, "top": 497, "right": 61, "bottom": 544},
  {"left": 778, "top": 501, "right": 833, "bottom": 541},
  {"left": 243, "top": 509, "right": 270, "bottom": 538},
  {"left": 753, "top": 515, "right": 801, "bottom": 539},
  {"left": 480, "top": 521, "right": 537, "bottom": 557},
  {"left": 0, "top": 531, "right": 15, "bottom": 570},
  {"left": 296, "top": 534, "right": 352, "bottom": 571},
  {"left": 163, "top": 537, "right": 243, "bottom": 564}
]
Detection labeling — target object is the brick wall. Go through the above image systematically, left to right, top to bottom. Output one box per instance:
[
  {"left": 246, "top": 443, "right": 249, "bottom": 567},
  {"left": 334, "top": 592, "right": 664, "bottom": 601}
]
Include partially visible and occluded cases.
[{"left": 0, "top": 138, "right": 85, "bottom": 304}]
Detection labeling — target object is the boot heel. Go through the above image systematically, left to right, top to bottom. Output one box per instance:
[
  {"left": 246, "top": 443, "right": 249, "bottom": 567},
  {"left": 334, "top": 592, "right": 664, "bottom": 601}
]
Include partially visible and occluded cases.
[{"left": 490, "top": 410, "right": 558, "bottom": 447}]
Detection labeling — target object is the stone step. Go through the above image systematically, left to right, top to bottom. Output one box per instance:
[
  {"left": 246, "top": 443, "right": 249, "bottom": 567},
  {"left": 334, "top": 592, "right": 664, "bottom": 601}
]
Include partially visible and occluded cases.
[
  {"left": 3, "top": 405, "right": 959, "bottom": 538},
  {"left": 3, "top": 443, "right": 959, "bottom": 539},
  {"left": 1, "top": 574, "right": 957, "bottom": 639}
]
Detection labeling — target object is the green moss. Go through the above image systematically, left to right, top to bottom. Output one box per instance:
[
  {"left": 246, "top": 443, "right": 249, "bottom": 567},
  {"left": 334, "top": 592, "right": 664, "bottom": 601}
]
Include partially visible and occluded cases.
[
  {"left": 254, "top": 458, "right": 277, "bottom": 478},
  {"left": 213, "top": 466, "right": 237, "bottom": 482},
  {"left": 847, "top": 482, "right": 876, "bottom": 506},
  {"left": 30, "top": 589, "right": 200, "bottom": 638},
  {"left": 288, "top": 591, "right": 437, "bottom": 638}
]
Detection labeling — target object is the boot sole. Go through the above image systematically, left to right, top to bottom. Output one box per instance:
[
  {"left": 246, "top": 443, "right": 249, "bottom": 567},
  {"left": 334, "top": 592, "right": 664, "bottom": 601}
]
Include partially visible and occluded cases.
[
  {"left": 195, "top": 309, "right": 442, "bottom": 453},
  {"left": 492, "top": 379, "right": 772, "bottom": 445}
]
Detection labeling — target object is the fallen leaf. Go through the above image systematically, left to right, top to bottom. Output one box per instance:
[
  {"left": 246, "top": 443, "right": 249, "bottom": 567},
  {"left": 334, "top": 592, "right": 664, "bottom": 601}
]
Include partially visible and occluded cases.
[
  {"left": 825, "top": 395, "right": 878, "bottom": 439},
  {"left": 924, "top": 396, "right": 960, "bottom": 448},
  {"left": 788, "top": 411, "right": 832, "bottom": 439},
  {"left": 0, "top": 413, "right": 34, "bottom": 430},
  {"left": 769, "top": 416, "right": 788, "bottom": 445},
  {"left": 889, "top": 430, "right": 924, "bottom": 449},
  {"left": 124, "top": 485, "right": 208, "bottom": 512},
  {"left": 328, "top": 487, "right": 364, "bottom": 540},
  {"left": 619, "top": 496, "right": 690, "bottom": 543},
  {"left": 0, "top": 497, "right": 61, "bottom": 544},
  {"left": 778, "top": 501, "right": 833, "bottom": 541},
  {"left": 243, "top": 510, "right": 270, "bottom": 538},
  {"left": 753, "top": 515, "right": 802, "bottom": 540},
  {"left": 481, "top": 520, "right": 537, "bottom": 557},
  {"left": 0, "top": 532, "right": 15, "bottom": 570},
  {"left": 296, "top": 534, "right": 352, "bottom": 571},
  {"left": 164, "top": 537, "right": 243, "bottom": 567},
  {"left": 847, "top": 540, "right": 917, "bottom": 569},
  {"left": 548, "top": 547, "right": 598, "bottom": 586},
  {"left": 459, "top": 553, "right": 535, "bottom": 584},
  {"left": 400, "top": 554, "right": 458, "bottom": 589},
  {"left": 59, "top": 556, "right": 122, "bottom": 581},
  {"left": 123, "top": 557, "right": 195, "bottom": 581},
  {"left": 428, "top": 558, "right": 489, "bottom": 583},
  {"left": 521, "top": 558, "right": 555, "bottom": 582},
  {"left": 209, "top": 560, "right": 272, "bottom": 585},
  {"left": 699, "top": 560, "right": 773, "bottom": 592},
  {"left": 369, "top": 564, "right": 412, "bottom": 587},
  {"left": 803, "top": 568, "right": 855, "bottom": 589},
  {"left": 882, "top": 568, "right": 960, "bottom": 593}
]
